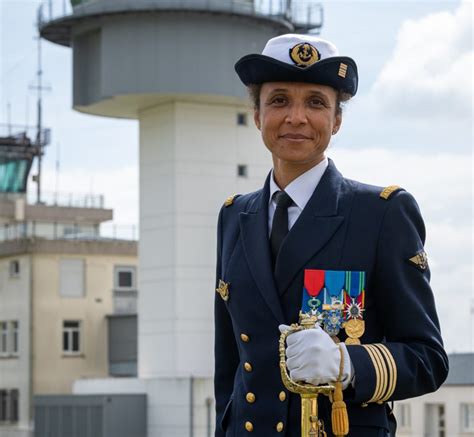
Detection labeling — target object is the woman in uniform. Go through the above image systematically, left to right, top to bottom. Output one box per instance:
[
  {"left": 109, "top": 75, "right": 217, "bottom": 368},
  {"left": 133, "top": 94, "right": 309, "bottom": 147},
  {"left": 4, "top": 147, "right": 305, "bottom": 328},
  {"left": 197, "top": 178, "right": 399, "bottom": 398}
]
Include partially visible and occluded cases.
[{"left": 214, "top": 33, "right": 448, "bottom": 437}]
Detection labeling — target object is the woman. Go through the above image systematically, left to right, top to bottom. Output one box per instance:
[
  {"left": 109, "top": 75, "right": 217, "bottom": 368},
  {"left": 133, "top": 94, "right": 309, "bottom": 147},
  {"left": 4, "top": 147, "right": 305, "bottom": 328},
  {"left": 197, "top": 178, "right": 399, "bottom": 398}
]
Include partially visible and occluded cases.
[{"left": 214, "top": 34, "right": 448, "bottom": 437}]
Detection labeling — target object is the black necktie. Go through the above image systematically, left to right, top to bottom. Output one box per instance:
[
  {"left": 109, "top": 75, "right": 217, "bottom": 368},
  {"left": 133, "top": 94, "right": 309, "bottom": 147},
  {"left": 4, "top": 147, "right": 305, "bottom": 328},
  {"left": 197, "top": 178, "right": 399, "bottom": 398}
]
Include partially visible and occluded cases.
[{"left": 270, "top": 190, "right": 293, "bottom": 268}]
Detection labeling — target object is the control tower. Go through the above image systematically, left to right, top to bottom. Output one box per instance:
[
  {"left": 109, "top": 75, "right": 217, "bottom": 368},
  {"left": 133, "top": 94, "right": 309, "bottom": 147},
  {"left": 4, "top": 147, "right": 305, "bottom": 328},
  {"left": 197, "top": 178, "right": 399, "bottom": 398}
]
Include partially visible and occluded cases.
[{"left": 38, "top": 1, "right": 322, "bottom": 435}]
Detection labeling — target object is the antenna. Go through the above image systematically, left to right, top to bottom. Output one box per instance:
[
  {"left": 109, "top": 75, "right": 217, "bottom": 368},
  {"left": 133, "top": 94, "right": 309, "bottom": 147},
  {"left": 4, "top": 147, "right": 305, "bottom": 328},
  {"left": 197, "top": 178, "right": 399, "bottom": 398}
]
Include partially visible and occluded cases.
[
  {"left": 29, "top": 28, "right": 51, "bottom": 204},
  {"left": 55, "top": 141, "right": 60, "bottom": 205}
]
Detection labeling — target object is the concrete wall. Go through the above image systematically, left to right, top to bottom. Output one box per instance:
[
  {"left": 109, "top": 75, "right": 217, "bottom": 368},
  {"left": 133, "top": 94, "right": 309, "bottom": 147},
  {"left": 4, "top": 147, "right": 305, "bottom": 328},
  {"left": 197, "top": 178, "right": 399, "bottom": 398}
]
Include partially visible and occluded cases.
[
  {"left": 70, "top": 12, "right": 284, "bottom": 117},
  {"left": 138, "top": 99, "right": 271, "bottom": 379},
  {"left": 32, "top": 253, "right": 137, "bottom": 394},
  {"left": 0, "top": 255, "right": 32, "bottom": 437}
]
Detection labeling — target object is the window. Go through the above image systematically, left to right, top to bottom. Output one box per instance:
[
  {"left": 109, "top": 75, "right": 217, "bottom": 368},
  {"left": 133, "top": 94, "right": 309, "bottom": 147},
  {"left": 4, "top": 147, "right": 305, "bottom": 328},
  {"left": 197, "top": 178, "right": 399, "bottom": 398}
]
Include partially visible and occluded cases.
[
  {"left": 237, "top": 112, "right": 248, "bottom": 126},
  {"left": 237, "top": 164, "right": 248, "bottom": 178},
  {"left": 59, "top": 259, "right": 85, "bottom": 297},
  {"left": 9, "top": 260, "right": 20, "bottom": 277},
  {"left": 114, "top": 266, "right": 136, "bottom": 290},
  {"left": 0, "top": 321, "right": 19, "bottom": 357},
  {"left": 63, "top": 321, "right": 81, "bottom": 354},
  {"left": 0, "top": 322, "right": 7, "bottom": 355},
  {"left": 11, "top": 322, "right": 18, "bottom": 355},
  {"left": 0, "top": 389, "right": 19, "bottom": 423},
  {"left": 10, "top": 390, "right": 18, "bottom": 422},
  {"left": 0, "top": 391, "right": 7, "bottom": 422},
  {"left": 397, "top": 403, "right": 411, "bottom": 429},
  {"left": 425, "top": 403, "right": 446, "bottom": 437},
  {"left": 461, "top": 403, "right": 474, "bottom": 432}
]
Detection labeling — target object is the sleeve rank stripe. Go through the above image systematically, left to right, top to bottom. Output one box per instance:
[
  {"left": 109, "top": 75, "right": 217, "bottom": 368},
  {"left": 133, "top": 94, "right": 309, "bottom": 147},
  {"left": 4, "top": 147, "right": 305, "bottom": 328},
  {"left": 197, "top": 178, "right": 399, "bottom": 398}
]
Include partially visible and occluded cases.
[
  {"left": 362, "top": 344, "right": 386, "bottom": 403},
  {"left": 366, "top": 344, "right": 388, "bottom": 402},
  {"left": 371, "top": 344, "right": 392, "bottom": 402},
  {"left": 374, "top": 344, "right": 397, "bottom": 402},
  {"left": 363, "top": 345, "right": 385, "bottom": 403}
]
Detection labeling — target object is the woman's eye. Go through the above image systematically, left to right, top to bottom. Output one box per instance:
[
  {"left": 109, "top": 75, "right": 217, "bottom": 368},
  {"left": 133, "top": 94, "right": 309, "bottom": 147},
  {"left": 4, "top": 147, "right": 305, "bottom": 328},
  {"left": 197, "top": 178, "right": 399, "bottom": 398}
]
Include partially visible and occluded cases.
[
  {"left": 270, "top": 97, "right": 287, "bottom": 105},
  {"left": 310, "top": 99, "right": 324, "bottom": 107}
]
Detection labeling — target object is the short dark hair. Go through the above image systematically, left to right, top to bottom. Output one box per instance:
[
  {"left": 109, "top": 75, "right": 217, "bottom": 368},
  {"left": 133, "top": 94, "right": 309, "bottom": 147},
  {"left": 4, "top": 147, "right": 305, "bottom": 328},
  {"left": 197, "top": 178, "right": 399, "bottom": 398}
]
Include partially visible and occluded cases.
[{"left": 247, "top": 83, "right": 351, "bottom": 115}]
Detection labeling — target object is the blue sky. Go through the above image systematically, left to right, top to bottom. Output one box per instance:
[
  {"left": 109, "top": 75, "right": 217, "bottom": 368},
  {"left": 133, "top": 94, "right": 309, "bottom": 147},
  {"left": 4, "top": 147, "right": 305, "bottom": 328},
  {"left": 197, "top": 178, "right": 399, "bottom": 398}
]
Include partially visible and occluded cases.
[{"left": 1, "top": 0, "right": 472, "bottom": 353}]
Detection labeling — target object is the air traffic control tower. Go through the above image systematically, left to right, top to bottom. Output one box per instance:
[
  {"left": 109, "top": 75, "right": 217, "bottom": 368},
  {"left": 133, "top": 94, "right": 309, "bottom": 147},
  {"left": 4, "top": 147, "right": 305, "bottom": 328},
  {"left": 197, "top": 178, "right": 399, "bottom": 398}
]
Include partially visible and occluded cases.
[{"left": 39, "top": 1, "right": 322, "bottom": 435}]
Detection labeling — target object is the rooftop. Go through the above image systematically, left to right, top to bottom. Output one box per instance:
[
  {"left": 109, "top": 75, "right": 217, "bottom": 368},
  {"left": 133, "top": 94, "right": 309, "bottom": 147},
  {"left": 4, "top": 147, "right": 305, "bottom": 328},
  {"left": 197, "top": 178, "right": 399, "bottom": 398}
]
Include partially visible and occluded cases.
[
  {"left": 38, "top": 0, "right": 323, "bottom": 46},
  {"left": 445, "top": 353, "right": 474, "bottom": 385}
]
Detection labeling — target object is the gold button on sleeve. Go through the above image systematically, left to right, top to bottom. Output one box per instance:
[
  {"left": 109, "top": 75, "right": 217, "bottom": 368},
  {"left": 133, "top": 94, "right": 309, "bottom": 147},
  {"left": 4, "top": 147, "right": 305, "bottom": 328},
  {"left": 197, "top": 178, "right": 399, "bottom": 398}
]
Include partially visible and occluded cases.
[
  {"left": 240, "top": 333, "right": 250, "bottom": 342},
  {"left": 244, "top": 362, "right": 253, "bottom": 372},
  {"left": 279, "top": 391, "right": 286, "bottom": 402},
  {"left": 246, "top": 392, "right": 256, "bottom": 403},
  {"left": 245, "top": 421, "right": 254, "bottom": 432},
  {"left": 276, "top": 422, "right": 284, "bottom": 432}
]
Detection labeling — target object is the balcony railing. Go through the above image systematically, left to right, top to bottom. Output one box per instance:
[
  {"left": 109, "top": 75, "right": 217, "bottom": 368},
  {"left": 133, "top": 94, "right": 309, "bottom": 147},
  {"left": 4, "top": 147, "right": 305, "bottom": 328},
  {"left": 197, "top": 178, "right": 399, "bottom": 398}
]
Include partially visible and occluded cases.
[
  {"left": 38, "top": 0, "right": 323, "bottom": 33},
  {"left": 26, "top": 191, "right": 106, "bottom": 209},
  {"left": 0, "top": 222, "right": 138, "bottom": 242}
]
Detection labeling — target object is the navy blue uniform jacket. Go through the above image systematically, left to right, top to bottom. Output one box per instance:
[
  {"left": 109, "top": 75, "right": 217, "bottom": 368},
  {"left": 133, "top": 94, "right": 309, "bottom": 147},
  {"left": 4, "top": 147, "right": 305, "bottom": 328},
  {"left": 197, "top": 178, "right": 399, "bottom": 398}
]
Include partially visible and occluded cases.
[{"left": 214, "top": 159, "right": 448, "bottom": 436}]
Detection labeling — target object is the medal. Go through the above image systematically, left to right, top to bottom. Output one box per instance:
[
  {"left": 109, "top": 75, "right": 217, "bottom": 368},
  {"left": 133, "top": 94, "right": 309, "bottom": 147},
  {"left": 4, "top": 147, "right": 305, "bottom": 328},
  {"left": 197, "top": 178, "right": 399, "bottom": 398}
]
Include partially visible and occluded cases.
[
  {"left": 301, "top": 270, "right": 325, "bottom": 317},
  {"left": 322, "top": 270, "right": 345, "bottom": 337},
  {"left": 345, "top": 297, "right": 365, "bottom": 320},
  {"left": 323, "top": 309, "right": 344, "bottom": 336},
  {"left": 344, "top": 318, "right": 365, "bottom": 338},
  {"left": 345, "top": 337, "right": 361, "bottom": 345}
]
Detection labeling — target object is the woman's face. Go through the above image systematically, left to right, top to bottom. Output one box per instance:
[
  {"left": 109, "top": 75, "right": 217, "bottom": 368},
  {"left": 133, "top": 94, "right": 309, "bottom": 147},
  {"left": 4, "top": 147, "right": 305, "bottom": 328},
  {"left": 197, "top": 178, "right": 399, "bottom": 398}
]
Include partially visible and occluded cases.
[{"left": 254, "top": 82, "right": 342, "bottom": 168}]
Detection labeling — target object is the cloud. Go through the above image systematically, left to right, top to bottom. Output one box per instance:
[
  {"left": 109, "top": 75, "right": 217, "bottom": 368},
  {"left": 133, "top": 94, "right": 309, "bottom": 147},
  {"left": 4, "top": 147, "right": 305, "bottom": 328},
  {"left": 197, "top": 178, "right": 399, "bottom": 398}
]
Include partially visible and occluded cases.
[
  {"left": 370, "top": 1, "right": 473, "bottom": 121},
  {"left": 330, "top": 147, "right": 472, "bottom": 353}
]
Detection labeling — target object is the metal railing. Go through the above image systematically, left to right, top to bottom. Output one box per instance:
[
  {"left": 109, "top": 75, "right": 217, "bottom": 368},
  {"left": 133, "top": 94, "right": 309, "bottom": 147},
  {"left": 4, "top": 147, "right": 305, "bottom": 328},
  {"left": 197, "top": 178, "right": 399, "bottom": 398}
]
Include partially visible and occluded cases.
[
  {"left": 38, "top": 0, "right": 322, "bottom": 32},
  {"left": 25, "top": 191, "right": 105, "bottom": 209},
  {"left": 0, "top": 221, "right": 138, "bottom": 242}
]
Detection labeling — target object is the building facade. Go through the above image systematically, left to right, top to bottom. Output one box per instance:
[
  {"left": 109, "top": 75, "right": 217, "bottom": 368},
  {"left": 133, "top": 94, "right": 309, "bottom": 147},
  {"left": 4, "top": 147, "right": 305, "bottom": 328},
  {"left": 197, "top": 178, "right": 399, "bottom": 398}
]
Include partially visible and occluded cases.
[
  {"left": 0, "top": 195, "right": 137, "bottom": 437},
  {"left": 394, "top": 353, "right": 474, "bottom": 437}
]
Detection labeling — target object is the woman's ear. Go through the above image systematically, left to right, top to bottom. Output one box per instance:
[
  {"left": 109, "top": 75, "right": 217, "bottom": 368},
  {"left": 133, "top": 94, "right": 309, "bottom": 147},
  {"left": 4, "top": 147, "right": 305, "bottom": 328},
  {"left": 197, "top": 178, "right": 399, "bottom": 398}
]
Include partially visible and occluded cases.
[
  {"left": 254, "top": 110, "right": 261, "bottom": 130},
  {"left": 332, "top": 113, "right": 342, "bottom": 135}
]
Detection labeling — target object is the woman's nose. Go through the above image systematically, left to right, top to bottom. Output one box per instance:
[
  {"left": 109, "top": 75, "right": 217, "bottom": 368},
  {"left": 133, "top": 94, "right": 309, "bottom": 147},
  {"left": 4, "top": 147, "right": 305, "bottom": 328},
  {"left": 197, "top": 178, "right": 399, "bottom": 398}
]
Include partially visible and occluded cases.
[{"left": 285, "top": 104, "right": 307, "bottom": 125}]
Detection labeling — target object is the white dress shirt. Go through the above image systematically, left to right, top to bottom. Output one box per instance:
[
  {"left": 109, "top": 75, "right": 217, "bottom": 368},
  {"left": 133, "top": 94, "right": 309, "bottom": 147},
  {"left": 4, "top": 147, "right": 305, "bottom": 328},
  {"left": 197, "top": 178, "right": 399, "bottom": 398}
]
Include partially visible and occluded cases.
[{"left": 268, "top": 157, "right": 328, "bottom": 235}]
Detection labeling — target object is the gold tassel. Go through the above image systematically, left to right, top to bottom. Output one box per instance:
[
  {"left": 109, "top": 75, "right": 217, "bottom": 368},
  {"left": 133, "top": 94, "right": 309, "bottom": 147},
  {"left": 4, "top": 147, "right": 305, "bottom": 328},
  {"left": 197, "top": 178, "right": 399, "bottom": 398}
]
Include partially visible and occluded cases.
[{"left": 331, "top": 345, "right": 349, "bottom": 436}]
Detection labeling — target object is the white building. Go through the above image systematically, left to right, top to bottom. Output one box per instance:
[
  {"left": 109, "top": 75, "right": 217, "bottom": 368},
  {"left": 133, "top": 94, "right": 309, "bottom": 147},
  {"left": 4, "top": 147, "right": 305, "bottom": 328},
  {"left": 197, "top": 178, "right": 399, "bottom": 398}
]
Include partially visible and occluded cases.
[
  {"left": 37, "top": 1, "right": 321, "bottom": 436},
  {"left": 395, "top": 353, "right": 474, "bottom": 437}
]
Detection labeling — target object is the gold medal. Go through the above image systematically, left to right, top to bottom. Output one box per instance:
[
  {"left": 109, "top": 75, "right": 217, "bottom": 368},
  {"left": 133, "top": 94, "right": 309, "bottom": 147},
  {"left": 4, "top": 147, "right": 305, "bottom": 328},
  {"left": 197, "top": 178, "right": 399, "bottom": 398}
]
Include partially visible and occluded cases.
[
  {"left": 344, "top": 318, "right": 365, "bottom": 339},
  {"left": 345, "top": 337, "right": 361, "bottom": 345}
]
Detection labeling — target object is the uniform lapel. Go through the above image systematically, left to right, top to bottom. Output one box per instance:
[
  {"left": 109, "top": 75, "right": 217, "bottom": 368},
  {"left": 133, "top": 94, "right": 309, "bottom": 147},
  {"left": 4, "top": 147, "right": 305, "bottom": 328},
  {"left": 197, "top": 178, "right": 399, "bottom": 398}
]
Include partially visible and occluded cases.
[
  {"left": 274, "top": 159, "right": 345, "bottom": 294},
  {"left": 239, "top": 173, "right": 285, "bottom": 324}
]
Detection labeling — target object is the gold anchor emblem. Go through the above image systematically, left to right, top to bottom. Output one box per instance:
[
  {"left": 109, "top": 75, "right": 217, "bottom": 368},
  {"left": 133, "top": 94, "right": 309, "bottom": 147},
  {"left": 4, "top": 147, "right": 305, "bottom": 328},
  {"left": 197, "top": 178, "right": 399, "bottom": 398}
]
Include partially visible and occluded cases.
[{"left": 216, "top": 280, "right": 230, "bottom": 302}]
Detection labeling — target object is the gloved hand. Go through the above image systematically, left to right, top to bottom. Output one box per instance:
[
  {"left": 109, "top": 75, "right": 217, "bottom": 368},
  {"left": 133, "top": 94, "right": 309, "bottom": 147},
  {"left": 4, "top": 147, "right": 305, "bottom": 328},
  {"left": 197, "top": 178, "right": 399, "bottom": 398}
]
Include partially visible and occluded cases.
[{"left": 279, "top": 324, "right": 353, "bottom": 389}]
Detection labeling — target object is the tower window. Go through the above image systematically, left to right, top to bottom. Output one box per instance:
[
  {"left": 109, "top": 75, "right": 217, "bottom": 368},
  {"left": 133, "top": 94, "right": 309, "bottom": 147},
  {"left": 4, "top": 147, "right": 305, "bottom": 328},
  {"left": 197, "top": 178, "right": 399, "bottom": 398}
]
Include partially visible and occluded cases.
[
  {"left": 237, "top": 113, "right": 248, "bottom": 126},
  {"left": 237, "top": 165, "right": 248, "bottom": 178},
  {"left": 9, "top": 260, "right": 20, "bottom": 278}
]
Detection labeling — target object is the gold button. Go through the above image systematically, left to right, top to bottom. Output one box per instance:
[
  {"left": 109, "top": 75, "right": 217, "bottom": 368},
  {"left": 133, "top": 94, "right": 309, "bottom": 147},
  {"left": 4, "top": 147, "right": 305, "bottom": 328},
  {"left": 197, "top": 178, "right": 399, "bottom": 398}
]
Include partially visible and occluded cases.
[
  {"left": 240, "top": 333, "right": 250, "bottom": 342},
  {"left": 244, "top": 362, "right": 253, "bottom": 372},
  {"left": 279, "top": 391, "right": 286, "bottom": 402},
  {"left": 246, "top": 392, "right": 256, "bottom": 403},
  {"left": 245, "top": 421, "right": 254, "bottom": 432},
  {"left": 276, "top": 422, "right": 284, "bottom": 432}
]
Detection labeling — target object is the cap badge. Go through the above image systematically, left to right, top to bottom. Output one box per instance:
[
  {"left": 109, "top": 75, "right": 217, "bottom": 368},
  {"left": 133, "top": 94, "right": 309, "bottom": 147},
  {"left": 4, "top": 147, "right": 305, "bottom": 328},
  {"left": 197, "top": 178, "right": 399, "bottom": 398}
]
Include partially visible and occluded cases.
[{"left": 289, "top": 42, "right": 320, "bottom": 68}]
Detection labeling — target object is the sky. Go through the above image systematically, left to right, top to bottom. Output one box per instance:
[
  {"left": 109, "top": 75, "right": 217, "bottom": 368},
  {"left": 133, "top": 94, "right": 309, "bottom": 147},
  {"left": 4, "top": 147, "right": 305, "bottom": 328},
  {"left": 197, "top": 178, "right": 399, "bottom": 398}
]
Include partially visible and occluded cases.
[{"left": 0, "top": 0, "right": 472, "bottom": 353}]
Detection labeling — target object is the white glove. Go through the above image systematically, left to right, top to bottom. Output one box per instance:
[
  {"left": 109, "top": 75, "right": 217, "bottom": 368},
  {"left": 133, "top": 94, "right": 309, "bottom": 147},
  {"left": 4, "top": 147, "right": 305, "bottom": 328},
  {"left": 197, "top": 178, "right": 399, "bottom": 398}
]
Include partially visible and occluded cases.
[{"left": 279, "top": 324, "right": 353, "bottom": 389}]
